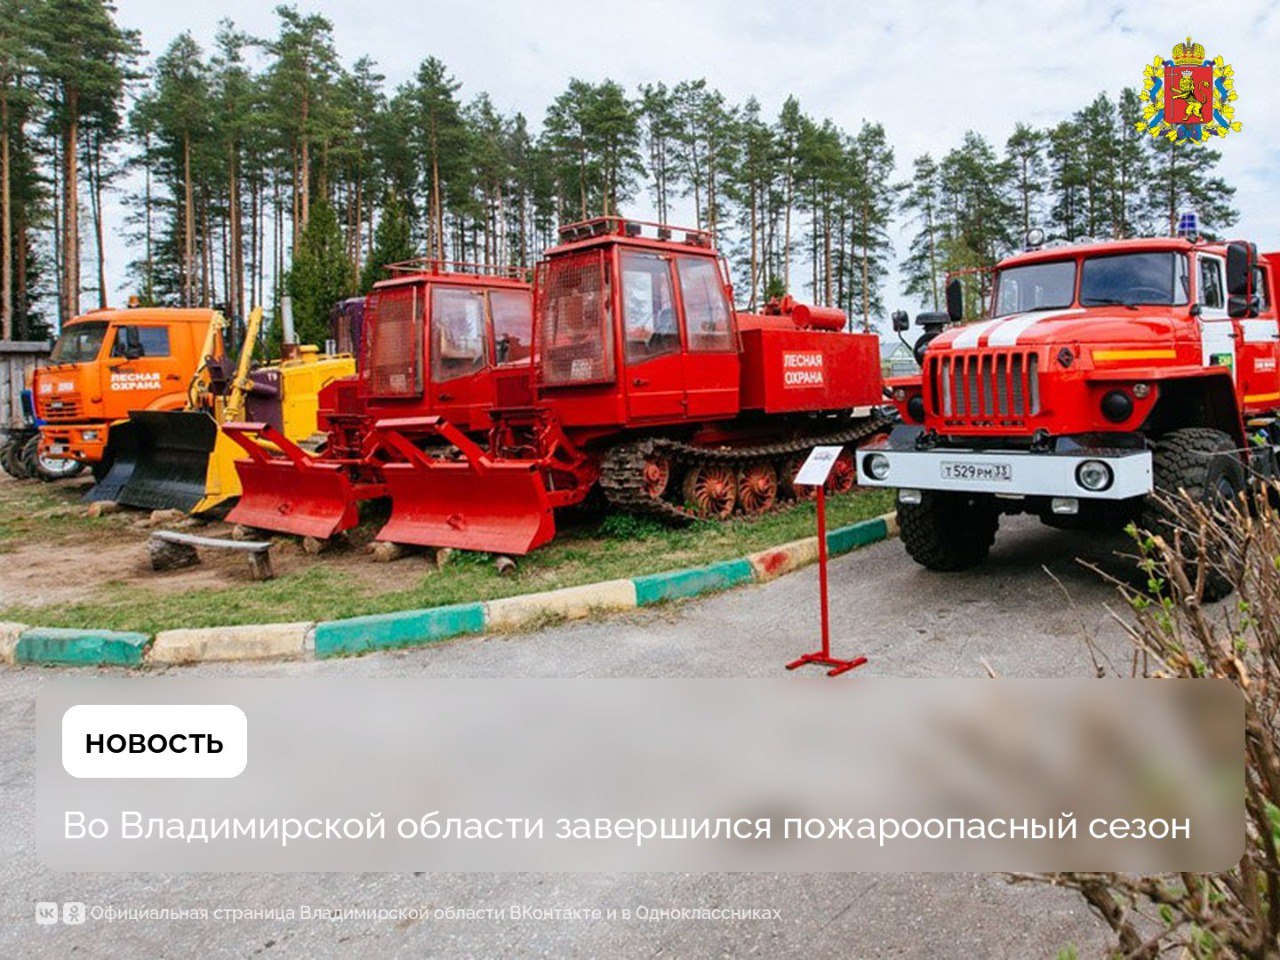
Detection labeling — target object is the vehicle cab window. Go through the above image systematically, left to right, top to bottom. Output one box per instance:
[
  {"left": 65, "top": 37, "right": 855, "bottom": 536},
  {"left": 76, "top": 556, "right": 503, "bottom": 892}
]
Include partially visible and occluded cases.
[
  {"left": 621, "top": 251, "right": 680, "bottom": 364},
  {"left": 678, "top": 256, "right": 734, "bottom": 351},
  {"left": 1198, "top": 257, "right": 1226, "bottom": 310},
  {"left": 1253, "top": 266, "right": 1271, "bottom": 312},
  {"left": 431, "top": 287, "right": 487, "bottom": 381},
  {"left": 489, "top": 289, "right": 532, "bottom": 364},
  {"left": 50, "top": 321, "right": 109, "bottom": 363},
  {"left": 110, "top": 325, "right": 171, "bottom": 358}
]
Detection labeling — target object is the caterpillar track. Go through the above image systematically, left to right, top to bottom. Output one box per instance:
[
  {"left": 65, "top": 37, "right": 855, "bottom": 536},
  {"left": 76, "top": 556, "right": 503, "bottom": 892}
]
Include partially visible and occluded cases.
[{"left": 597, "top": 414, "right": 893, "bottom": 525}]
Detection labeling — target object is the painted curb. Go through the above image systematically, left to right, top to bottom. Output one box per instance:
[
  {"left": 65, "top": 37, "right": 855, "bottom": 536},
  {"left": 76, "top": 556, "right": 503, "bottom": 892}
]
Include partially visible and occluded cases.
[
  {"left": 7, "top": 511, "right": 898, "bottom": 668},
  {"left": 746, "top": 537, "right": 820, "bottom": 582},
  {"left": 634, "top": 558, "right": 755, "bottom": 606},
  {"left": 485, "top": 580, "right": 637, "bottom": 632},
  {"left": 313, "top": 603, "right": 486, "bottom": 659},
  {"left": 0, "top": 622, "right": 28, "bottom": 665},
  {"left": 151, "top": 622, "right": 314, "bottom": 665},
  {"left": 15, "top": 627, "right": 150, "bottom": 667}
]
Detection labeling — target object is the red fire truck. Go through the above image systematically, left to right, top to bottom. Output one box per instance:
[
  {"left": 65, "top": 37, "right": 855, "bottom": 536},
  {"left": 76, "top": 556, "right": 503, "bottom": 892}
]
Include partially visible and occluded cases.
[{"left": 857, "top": 235, "right": 1279, "bottom": 598}]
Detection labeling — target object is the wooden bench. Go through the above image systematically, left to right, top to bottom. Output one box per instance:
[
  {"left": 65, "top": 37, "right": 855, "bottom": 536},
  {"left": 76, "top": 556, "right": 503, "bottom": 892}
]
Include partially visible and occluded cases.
[{"left": 149, "top": 530, "right": 275, "bottom": 581}]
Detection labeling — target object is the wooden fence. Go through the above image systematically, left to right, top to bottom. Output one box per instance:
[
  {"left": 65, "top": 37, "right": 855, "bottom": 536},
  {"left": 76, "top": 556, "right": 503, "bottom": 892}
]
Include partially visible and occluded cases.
[{"left": 0, "top": 340, "right": 51, "bottom": 428}]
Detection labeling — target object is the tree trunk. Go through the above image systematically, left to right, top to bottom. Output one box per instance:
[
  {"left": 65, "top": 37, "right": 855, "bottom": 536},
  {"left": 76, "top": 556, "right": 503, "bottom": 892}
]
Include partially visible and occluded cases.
[
  {"left": 0, "top": 86, "right": 11, "bottom": 340},
  {"left": 61, "top": 91, "right": 80, "bottom": 322},
  {"left": 299, "top": 92, "right": 311, "bottom": 231},
  {"left": 430, "top": 117, "right": 444, "bottom": 261},
  {"left": 183, "top": 131, "right": 195, "bottom": 306},
  {"left": 143, "top": 133, "right": 154, "bottom": 303},
  {"left": 90, "top": 136, "right": 107, "bottom": 309},
  {"left": 227, "top": 142, "right": 243, "bottom": 318},
  {"left": 783, "top": 159, "right": 793, "bottom": 292}
]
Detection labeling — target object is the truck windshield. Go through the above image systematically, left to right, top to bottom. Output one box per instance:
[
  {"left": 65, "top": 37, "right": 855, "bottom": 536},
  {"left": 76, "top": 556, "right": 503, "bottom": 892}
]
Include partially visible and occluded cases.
[
  {"left": 1080, "top": 252, "right": 1189, "bottom": 307},
  {"left": 993, "top": 262, "right": 1075, "bottom": 317},
  {"left": 50, "top": 321, "right": 109, "bottom": 363}
]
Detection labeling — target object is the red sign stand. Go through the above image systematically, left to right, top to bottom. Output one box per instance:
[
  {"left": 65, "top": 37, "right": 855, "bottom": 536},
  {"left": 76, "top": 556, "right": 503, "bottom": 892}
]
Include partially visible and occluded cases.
[{"left": 785, "top": 462, "right": 868, "bottom": 678}]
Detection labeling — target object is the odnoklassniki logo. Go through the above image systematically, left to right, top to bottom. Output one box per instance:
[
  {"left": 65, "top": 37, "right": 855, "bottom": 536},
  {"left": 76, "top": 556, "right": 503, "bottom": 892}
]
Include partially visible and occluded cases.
[{"left": 1138, "top": 36, "right": 1241, "bottom": 144}]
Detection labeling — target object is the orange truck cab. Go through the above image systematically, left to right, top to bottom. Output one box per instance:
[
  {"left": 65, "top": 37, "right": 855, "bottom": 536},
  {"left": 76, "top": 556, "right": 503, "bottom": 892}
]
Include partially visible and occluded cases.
[{"left": 33, "top": 308, "right": 224, "bottom": 467}]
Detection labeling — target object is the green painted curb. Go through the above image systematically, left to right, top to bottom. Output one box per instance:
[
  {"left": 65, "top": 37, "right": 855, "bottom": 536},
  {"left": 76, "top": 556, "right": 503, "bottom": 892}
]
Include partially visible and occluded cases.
[
  {"left": 827, "top": 516, "right": 889, "bottom": 556},
  {"left": 633, "top": 558, "right": 755, "bottom": 606},
  {"left": 313, "top": 602, "right": 486, "bottom": 658},
  {"left": 15, "top": 627, "right": 151, "bottom": 667}
]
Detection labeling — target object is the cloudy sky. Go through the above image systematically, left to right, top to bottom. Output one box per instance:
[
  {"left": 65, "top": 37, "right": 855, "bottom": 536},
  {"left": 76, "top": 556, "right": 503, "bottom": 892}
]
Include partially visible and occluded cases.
[{"left": 102, "top": 0, "right": 1280, "bottom": 319}]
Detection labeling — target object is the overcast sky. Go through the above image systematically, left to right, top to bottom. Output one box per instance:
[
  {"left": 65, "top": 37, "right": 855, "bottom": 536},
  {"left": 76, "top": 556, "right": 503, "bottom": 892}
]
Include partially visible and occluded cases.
[{"left": 100, "top": 0, "right": 1280, "bottom": 322}]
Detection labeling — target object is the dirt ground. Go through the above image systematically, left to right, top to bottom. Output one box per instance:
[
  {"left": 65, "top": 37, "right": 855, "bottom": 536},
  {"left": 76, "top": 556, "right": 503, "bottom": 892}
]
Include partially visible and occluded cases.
[{"left": 0, "top": 472, "right": 437, "bottom": 609}]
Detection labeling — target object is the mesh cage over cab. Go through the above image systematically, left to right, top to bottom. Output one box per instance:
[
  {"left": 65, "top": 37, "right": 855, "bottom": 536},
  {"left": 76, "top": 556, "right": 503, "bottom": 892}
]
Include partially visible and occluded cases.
[
  {"left": 537, "top": 251, "right": 614, "bottom": 387},
  {"left": 365, "top": 286, "right": 423, "bottom": 398}
]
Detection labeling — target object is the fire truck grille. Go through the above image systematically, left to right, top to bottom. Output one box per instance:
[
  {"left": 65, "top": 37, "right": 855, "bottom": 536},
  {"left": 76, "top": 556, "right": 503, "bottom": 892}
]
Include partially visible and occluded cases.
[
  {"left": 928, "top": 351, "right": 1041, "bottom": 426},
  {"left": 40, "top": 395, "right": 84, "bottom": 421}
]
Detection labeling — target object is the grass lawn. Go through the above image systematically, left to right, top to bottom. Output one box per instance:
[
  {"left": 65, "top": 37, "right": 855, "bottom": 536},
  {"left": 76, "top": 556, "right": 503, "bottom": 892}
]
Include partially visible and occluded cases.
[{"left": 0, "top": 477, "right": 894, "bottom": 635}]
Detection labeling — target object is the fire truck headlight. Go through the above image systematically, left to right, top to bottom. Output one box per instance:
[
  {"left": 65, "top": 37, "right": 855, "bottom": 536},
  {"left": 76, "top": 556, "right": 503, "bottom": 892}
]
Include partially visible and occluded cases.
[
  {"left": 1101, "top": 390, "right": 1134, "bottom": 423},
  {"left": 906, "top": 395, "right": 926, "bottom": 423},
  {"left": 82, "top": 430, "right": 98, "bottom": 442},
  {"left": 864, "top": 454, "right": 891, "bottom": 481},
  {"left": 1075, "top": 460, "right": 1114, "bottom": 492}
]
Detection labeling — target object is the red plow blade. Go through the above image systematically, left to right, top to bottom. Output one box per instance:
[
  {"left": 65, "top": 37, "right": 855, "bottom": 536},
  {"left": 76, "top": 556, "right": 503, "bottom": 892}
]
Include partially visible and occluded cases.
[
  {"left": 373, "top": 416, "right": 557, "bottom": 556},
  {"left": 222, "top": 422, "right": 366, "bottom": 540},
  {"left": 229, "top": 458, "right": 361, "bottom": 540},
  {"left": 379, "top": 460, "right": 555, "bottom": 555}
]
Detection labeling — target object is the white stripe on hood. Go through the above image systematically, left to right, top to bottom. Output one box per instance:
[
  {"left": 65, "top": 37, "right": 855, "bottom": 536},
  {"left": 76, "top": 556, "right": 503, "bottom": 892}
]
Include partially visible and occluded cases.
[{"left": 985, "top": 308, "right": 1084, "bottom": 347}]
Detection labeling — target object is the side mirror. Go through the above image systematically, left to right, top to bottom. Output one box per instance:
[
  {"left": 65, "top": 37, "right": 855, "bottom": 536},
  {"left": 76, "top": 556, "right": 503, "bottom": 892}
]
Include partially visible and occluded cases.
[
  {"left": 1225, "top": 241, "right": 1255, "bottom": 297},
  {"left": 1226, "top": 241, "right": 1256, "bottom": 319},
  {"left": 945, "top": 277, "right": 963, "bottom": 323},
  {"left": 891, "top": 310, "right": 909, "bottom": 333},
  {"left": 124, "top": 344, "right": 143, "bottom": 361}
]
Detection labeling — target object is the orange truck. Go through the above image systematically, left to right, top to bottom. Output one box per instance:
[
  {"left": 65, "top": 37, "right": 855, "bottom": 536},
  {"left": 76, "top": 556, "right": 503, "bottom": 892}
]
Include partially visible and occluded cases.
[{"left": 33, "top": 308, "right": 225, "bottom": 472}]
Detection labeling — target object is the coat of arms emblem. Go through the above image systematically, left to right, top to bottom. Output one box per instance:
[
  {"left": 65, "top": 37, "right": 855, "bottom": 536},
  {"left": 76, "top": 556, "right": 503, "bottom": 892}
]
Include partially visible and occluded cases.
[{"left": 1138, "top": 37, "right": 1241, "bottom": 144}]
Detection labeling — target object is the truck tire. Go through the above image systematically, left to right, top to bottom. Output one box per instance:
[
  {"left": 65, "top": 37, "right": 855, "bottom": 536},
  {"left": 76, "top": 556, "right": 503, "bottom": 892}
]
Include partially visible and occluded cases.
[
  {"left": 1140, "top": 427, "right": 1245, "bottom": 602},
  {"left": 3, "top": 432, "right": 34, "bottom": 479},
  {"left": 24, "top": 434, "right": 85, "bottom": 482},
  {"left": 898, "top": 491, "right": 1000, "bottom": 571}
]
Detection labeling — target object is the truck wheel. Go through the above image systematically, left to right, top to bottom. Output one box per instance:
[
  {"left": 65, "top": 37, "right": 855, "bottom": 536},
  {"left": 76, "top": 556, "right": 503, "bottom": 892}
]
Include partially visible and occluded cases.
[
  {"left": 1140, "top": 427, "right": 1245, "bottom": 602},
  {"left": 3, "top": 433, "right": 34, "bottom": 479},
  {"left": 25, "top": 435, "right": 85, "bottom": 482},
  {"left": 0, "top": 437, "right": 16, "bottom": 478},
  {"left": 898, "top": 491, "right": 1000, "bottom": 571}
]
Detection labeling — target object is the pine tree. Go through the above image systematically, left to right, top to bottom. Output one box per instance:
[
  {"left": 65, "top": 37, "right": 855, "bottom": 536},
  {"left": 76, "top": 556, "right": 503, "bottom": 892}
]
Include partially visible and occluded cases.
[
  {"left": 0, "top": 0, "right": 33, "bottom": 337},
  {"left": 29, "top": 0, "right": 140, "bottom": 321},
  {"left": 150, "top": 32, "right": 210, "bottom": 306},
  {"left": 1004, "top": 123, "right": 1044, "bottom": 240},
  {"left": 1145, "top": 137, "right": 1237, "bottom": 237},
  {"left": 898, "top": 154, "right": 943, "bottom": 310},
  {"left": 359, "top": 192, "right": 414, "bottom": 292},
  {"left": 285, "top": 197, "right": 353, "bottom": 346}
]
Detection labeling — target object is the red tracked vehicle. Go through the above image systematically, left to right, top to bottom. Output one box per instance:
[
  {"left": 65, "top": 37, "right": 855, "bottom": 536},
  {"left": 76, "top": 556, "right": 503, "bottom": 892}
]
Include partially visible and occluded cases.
[
  {"left": 366, "top": 217, "right": 889, "bottom": 556},
  {"left": 857, "top": 234, "right": 1280, "bottom": 599},
  {"left": 221, "top": 263, "right": 532, "bottom": 539}
]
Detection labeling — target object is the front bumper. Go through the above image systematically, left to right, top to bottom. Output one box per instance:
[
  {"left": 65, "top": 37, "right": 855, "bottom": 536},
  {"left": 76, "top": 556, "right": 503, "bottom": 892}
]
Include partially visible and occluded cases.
[
  {"left": 39, "top": 425, "right": 108, "bottom": 463},
  {"left": 855, "top": 430, "right": 1152, "bottom": 500}
]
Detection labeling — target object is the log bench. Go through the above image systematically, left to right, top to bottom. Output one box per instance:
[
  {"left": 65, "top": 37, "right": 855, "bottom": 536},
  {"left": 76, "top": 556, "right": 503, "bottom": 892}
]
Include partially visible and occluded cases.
[{"left": 149, "top": 530, "right": 275, "bottom": 581}]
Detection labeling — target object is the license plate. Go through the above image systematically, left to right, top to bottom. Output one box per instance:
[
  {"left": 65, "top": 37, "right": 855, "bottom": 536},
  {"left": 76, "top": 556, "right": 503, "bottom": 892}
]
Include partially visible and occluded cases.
[
  {"left": 48, "top": 444, "right": 65, "bottom": 455},
  {"left": 940, "top": 460, "right": 1012, "bottom": 483}
]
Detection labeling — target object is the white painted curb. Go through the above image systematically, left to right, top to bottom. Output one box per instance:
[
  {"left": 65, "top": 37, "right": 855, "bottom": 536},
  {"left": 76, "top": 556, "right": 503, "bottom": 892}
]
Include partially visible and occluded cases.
[
  {"left": 485, "top": 579, "right": 638, "bottom": 632},
  {"left": 150, "top": 621, "right": 314, "bottom": 664},
  {"left": 0, "top": 622, "right": 27, "bottom": 665}
]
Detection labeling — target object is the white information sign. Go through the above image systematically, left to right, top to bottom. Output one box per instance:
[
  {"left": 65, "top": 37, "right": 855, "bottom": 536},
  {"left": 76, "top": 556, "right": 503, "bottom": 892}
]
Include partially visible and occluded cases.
[{"left": 793, "top": 445, "right": 844, "bottom": 486}]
